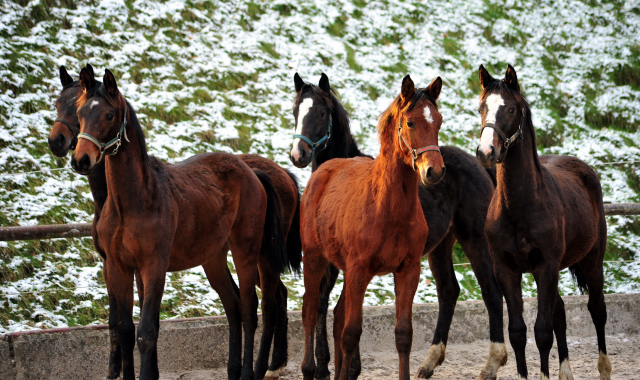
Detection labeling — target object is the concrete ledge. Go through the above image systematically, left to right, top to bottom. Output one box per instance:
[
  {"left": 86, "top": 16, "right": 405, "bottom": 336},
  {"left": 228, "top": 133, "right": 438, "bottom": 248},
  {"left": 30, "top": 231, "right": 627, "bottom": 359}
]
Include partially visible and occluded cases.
[{"left": 1, "top": 293, "right": 638, "bottom": 380}]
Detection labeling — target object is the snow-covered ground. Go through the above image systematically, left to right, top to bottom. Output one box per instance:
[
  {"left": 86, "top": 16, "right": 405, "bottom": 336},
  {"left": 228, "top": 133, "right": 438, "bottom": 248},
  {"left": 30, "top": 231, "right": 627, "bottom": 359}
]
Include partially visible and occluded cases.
[{"left": 1, "top": 0, "right": 639, "bottom": 333}]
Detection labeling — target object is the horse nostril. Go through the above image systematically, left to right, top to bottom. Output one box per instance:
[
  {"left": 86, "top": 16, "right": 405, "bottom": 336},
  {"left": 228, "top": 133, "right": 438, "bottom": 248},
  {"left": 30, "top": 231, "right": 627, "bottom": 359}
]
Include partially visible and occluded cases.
[
  {"left": 489, "top": 145, "right": 495, "bottom": 157},
  {"left": 299, "top": 148, "right": 306, "bottom": 161},
  {"left": 79, "top": 154, "right": 91, "bottom": 171},
  {"left": 441, "top": 166, "right": 446, "bottom": 178},
  {"left": 426, "top": 167, "right": 433, "bottom": 181}
]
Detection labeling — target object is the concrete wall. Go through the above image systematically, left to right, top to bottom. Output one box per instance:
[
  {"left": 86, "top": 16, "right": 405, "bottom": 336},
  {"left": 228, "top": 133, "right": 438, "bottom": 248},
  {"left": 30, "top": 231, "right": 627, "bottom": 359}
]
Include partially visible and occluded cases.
[{"left": 1, "top": 294, "right": 638, "bottom": 380}]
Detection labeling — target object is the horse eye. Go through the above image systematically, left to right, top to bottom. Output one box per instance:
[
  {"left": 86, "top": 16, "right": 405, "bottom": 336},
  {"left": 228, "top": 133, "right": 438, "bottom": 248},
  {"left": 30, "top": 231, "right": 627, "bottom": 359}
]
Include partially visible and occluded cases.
[
  {"left": 509, "top": 108, "right": 515, "bottom": 114},
  {"left": 106, "top": 113, "right": 115, "bottom": 121},
  {"left": 407, "top": 121, "right": 415, "bottom": 129}
]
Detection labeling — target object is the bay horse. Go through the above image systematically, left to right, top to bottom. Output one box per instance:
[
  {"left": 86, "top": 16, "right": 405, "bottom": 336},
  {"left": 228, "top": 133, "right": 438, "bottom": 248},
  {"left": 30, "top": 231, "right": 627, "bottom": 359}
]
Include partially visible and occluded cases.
[
  {"left": 476, "top": 64, "right": 610, "bottom": 380},
  {"left": 67, "top": 67, "right": 299, "bottom": 380},
  {"left": 291, "top": 73, "right": 506, "bottom": 380},
  {"left": 300, "top": 75, "right": 445, "bottom": 380}
]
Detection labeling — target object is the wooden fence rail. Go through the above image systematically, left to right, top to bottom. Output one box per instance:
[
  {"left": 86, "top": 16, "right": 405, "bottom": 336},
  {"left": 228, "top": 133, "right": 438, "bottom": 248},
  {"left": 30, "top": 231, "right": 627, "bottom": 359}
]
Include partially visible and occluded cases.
[{"left": 0, "top": 203, "right": 638, "bottom": 242}]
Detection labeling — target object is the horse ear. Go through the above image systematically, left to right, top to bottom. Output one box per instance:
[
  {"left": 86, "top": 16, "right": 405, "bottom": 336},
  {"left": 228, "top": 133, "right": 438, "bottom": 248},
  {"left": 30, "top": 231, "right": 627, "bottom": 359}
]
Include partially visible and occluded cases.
[
  {"left": 85, "top": 63, "right": 95, "bottom": 79},
  {"left": 478, "top": 64, "right": 495, "bottom": 90},
  {"left": 504, "top": 64, "right": 520, "bottom": 92},
  {"left": 60, "top": 66, "right": 73, "bottom": 87},
  {"left": 79, "top": 67, "right": 94, "bottom": 92},
  {"left": 103, "top": 69, "right": 119, "bottom": 98},
  {"left": 294, "top": 72, "right": 304, "bottom": 93},
  {"left": 319, "top": 73, "right": 331, "bottom": 94},
  {"left": 400, "top": 75, "right": 415, "bottom": 103},
  {"left": 427, "top": 76, "right": 442, "bottom": 101}
]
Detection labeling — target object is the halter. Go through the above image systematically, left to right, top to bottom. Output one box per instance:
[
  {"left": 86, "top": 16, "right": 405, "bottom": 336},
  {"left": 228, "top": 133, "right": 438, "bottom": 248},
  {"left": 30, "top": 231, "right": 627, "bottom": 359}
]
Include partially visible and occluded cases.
[
  {"left": 77, "top": 105, "right": 130, "bottom": 164},
  {"left": 479, "top": 107, "right": 525, "bottom": 163},
  {"left": 292, "top": 113, "right": 332, "bottom": 162},
  {"left": 54, "top": 117, "right": 79, "bottom": 149},
  {"left": 397, "top": 118, "right": 441, "bottom": 172}
]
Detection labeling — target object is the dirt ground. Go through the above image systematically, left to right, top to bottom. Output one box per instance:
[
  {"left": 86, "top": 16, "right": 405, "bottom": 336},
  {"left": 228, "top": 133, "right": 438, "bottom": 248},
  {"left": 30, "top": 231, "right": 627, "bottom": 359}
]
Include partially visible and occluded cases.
[{"left": 161, "top": 333, "right": 640, "bottom": 380}]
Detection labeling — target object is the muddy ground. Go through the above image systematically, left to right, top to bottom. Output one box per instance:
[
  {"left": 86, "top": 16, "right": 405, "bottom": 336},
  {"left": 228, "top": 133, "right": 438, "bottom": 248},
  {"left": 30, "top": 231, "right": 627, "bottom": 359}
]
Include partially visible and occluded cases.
[{"left": 161, "top": 333, "right": 639, "bottom": 379}]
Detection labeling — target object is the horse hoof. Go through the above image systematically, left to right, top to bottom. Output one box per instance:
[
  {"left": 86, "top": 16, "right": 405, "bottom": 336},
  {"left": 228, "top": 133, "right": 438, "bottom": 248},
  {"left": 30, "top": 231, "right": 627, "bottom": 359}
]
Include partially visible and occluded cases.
[
  {"left": 415, "top": 366, "right": 434, "bottom": 379},
  {"left": 476, "top": 371, "right": 497, "bottom": 380}
]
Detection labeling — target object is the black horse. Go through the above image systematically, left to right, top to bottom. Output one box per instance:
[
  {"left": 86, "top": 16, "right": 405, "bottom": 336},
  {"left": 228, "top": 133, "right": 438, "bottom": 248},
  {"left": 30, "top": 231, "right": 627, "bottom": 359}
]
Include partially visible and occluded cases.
[
  {"left": 476, "top": 64, "right": 610, "bottom": 380},
  {"left": 290, "top": 73, "right": 506, "bottom": 380}
]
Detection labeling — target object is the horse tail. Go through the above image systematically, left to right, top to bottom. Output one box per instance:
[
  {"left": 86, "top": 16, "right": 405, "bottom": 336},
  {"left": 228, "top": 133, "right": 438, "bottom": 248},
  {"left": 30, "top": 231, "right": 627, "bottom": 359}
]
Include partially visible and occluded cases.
[
  {"left": 254, "top": 169, "right": 289, "bottom": 275},
  {"left": 284, "top": 169, "right": 302, "bottom": 275},
  {"left": 569, "top": 264, "right": 589, "bottom": 294}
]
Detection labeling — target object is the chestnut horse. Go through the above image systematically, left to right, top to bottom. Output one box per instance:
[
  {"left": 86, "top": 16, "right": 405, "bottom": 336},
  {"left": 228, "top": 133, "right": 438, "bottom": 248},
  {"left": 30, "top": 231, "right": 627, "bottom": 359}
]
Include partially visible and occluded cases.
[
  {"left": 476, "top": 64, "right": 610, "bottom": 380},
  {"left": 67, "top": 67, "right": 298, "bottom": 380},
  {"left": 290, "top": 73, "right": 506, "bottom": 380},
  {"left": 300, "top": 75, "right": 445, "bottom": 380}
]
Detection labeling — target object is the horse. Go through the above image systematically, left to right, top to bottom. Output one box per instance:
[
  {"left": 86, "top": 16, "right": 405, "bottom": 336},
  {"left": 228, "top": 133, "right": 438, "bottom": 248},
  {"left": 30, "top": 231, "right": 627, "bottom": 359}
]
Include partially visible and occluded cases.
[
  {"left": 475, "top": 64, "right": 610, "bottom": 380},
  {"left": 67, "top": 67, "right": 299, "bottom": 380},
  {"left": 290, "top": 73, "right": 506, "bottom": 380},
  {"left": 299, "top": 75, "right": 445, "bottom": 380}
]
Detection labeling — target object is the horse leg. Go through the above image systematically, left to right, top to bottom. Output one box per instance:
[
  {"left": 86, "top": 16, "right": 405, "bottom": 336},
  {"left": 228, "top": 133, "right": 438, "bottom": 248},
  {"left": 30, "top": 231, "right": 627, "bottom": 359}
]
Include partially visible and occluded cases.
[
  {"left": 416, "top": 232, "right": 458, "bottom": 379},
  {"left": 457, "top": 237, "right": 507, "bottom": 380},
  {"left": 202, "top": 254, "right": 243, "bottom": 380},
  {"left": 301, "top": 254, "right": 329, "bottom": 380},
  {"left": 579, "top": 255, "right": 610, "bottom": 380},
  {"left": 233, "top": 258, "right": 259, "bottom": 380},
  {"left": 255, "top": 258, "right": 281, "bottom": 380},
  {"left": 394, "top": 260, "right": 421, "bottom": 380},
  {"left": 105, "top": 261, "right": 136, "bottom": 380},
  {"left": 494, "top": 261, "right": 528, "bottom": 379},
  {"left": 104, "top": 263, "right": 123, "bottom": 380},
  {"left": 316, "top": 264, "right": 339, "bottom": 380},
  {"left": 532, "top": 264, "right": 559, "bottom": 380},
  {"left": 137, "top": 265, "right": 168, "bottom": 380},
  {"left": 338, "top": 269, "right": 374, "bottom": 380},
  {"left": 265, "top": 280, "right": 289, "bottom": 380},
  {"left": 333, "top": 290, "right": 362, "bottom": 380},
  {"left": 553, "top": 291, "right": 574, "bottom": 380}
]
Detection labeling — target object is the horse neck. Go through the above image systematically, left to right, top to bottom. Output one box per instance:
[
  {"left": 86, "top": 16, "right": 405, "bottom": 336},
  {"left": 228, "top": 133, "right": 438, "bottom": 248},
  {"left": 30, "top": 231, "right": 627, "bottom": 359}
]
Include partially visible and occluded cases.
[
  {"left": 313, "top": 104, "right": 365, "bottom": 171},
  {"left": 104, "top": 110, "right": 155, "bottom": 212},
  {"left": 495, "top": 119, "right": 543, "bottom": 211},
  {"left": 369, "top": 120, "right": 420, "bottom": 211},
  {"left": 87, "top": 160, "right": 108, "bottom": 217}
]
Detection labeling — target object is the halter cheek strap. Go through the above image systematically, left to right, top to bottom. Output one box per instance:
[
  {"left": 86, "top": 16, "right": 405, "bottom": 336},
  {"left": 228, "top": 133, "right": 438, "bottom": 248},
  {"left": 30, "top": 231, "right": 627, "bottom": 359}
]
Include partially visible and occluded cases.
[
  {"left": 77, "top": 106, "right": 130, "bottom": 164},
  {"left": 479, "top": 108, "right": 525, "bottom": 163},
  {"left": 292, "top": 114, "right": 332, "bottom": 162},
  {"left": 54, "top": 117, "right": 79, "bottom": 149},
  {"left": 397, "top": 119, "right": 441, "bottom": 172}
]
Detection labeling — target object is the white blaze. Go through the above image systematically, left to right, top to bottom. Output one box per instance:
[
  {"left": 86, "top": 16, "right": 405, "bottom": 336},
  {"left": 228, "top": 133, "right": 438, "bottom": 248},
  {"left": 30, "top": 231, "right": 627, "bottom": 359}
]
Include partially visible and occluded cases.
[
  {"left": 485, "top": 93, "right": 504, "bottom": 124},
  {"left": 478, "top": 94, "right": 505, "bottom": 155},
  {"left": 291, "top": 97, "right": 314, "bottom": 161},
  {"left": 89, "top": 100, "right": 99, "bottom": 109},
  {"left": 423, "top": 105, "right": 433, "bottom": 123}
]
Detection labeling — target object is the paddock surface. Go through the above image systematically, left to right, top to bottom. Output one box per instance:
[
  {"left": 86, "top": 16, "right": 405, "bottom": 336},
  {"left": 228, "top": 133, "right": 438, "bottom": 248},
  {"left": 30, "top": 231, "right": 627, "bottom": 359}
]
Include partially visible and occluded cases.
[{"left": 1, "top": 293, "right": 638, "bottom": 380}]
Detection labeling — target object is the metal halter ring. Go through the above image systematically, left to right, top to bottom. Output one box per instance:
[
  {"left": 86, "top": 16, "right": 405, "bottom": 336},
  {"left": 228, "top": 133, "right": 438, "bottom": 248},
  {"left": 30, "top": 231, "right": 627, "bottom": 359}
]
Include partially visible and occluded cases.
[
  {"left": 77, "top": 105, "right": 130, "bottom": 164},
  {"left": 479, "top": 108, "right": 525, "bottom": 163},
  {"left": 292, "top": 113, "right": 332, "bottom": 162},
  {"left": 397, "top": 119, "right": 441, "bottom": 172}
]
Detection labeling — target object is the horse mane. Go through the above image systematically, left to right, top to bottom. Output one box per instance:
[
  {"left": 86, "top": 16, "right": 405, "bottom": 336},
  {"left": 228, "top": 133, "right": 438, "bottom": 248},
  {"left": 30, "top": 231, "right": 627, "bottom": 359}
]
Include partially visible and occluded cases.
[
  {"left": 62, "top": 80, "right": 80, "bottom": 91},
  {"left": 293, "top": 80, "right": 365, "bottom": 158},
  {"left": 480, "top": 81, "right": 541, "bottom": 172},
  {"left": 78, "top": 82, "right": 150, "bottom": 166},
  {"left": 378, "top": 87, "right": 437, "bottom": 143}
]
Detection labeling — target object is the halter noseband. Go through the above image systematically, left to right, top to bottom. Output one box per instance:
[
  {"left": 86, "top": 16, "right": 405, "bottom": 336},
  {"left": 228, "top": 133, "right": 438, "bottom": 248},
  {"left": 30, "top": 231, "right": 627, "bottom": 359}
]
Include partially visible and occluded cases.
[
  {"left": 77, "top": 105, "right": 130, "bottom": 164},
  {"left": 479, "top": 107, "right": 525, "bottom": 163},
  {"left": 292, "top": 113, "right": 332, "bottom": 162},
  {"left": 54, "top": 117, "right": 79, "bottom": 150},
  {"left": 397, "top": 118, "right": 441, "bottom": 172}
]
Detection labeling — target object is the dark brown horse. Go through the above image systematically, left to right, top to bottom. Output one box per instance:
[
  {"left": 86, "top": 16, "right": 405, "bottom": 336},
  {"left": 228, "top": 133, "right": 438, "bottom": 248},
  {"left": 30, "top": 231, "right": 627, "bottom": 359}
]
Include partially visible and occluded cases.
[
  {"left": 476, "top": 64, "right": 610, "bottom": 380},
  {"left": 67, "top": 67, "right": 298, "bottom": 380},
  {"left": 291, "top": 73, "right": 506, "bottom": 380},
  {"left": 300, "top": 75, "right": 444, "bottom": 380}
]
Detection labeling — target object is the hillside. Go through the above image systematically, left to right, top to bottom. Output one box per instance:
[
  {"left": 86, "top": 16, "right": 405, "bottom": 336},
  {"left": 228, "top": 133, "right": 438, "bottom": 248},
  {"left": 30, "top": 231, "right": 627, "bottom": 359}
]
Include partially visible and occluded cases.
[{"left": 0, "top": 0, "right": 639, "bottom": 333}]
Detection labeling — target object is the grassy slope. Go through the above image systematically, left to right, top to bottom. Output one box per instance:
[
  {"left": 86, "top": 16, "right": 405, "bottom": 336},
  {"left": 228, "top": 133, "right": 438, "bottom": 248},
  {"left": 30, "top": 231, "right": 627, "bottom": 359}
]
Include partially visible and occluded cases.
[{"left": 0, "top": 0, "right": 639, "bottom": 333}]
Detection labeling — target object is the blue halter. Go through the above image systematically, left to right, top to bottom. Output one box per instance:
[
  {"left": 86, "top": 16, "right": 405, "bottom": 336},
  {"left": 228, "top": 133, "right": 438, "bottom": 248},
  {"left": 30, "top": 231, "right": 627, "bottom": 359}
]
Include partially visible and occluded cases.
[{"left": 293, "top": 114, "right": 332, "bottom": 162}]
